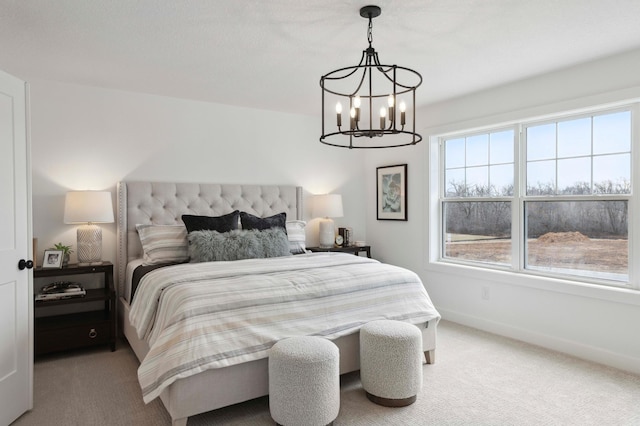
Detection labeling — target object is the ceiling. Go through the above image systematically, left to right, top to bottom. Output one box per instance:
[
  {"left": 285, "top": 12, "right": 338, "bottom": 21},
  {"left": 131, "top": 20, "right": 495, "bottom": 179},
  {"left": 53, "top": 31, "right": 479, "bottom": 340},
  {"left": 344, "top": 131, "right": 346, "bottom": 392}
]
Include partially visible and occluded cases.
[{"left": 2, "top": 0, "right": 640, "bottom": 116}]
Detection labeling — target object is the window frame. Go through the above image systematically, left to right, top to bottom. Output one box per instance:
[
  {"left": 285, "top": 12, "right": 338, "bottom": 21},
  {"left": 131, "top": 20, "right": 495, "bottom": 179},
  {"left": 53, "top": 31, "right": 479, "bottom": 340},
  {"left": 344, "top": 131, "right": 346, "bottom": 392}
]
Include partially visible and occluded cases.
[{"left": 436, "top": 105, "right": 635, "bottom": 290}]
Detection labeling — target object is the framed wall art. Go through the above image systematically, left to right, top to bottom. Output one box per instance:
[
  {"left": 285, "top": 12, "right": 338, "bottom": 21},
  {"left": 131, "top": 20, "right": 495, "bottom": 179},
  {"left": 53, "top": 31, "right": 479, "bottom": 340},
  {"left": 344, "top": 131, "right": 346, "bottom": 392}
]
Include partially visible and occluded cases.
[{"left": 376, "top": 164, "right": 407, "bottom": 221}]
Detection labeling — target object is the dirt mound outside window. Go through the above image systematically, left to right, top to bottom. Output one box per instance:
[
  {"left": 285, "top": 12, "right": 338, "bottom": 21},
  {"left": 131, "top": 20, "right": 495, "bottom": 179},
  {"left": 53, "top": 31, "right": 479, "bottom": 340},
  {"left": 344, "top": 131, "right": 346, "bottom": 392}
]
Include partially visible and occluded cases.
[{"left": 536, "top": 231, "right": 590, "bottom": 243}]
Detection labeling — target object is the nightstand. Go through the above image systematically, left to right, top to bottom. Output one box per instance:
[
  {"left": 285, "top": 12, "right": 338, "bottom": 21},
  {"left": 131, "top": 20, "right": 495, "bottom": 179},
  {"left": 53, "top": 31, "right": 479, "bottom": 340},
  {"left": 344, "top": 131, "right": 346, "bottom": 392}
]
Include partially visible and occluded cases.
[
  {"left": 307, "top": 245, "right": 371, "bottom": 258},
  {"left": 33, "top": 262, "right": 116, "bottom": 355}
]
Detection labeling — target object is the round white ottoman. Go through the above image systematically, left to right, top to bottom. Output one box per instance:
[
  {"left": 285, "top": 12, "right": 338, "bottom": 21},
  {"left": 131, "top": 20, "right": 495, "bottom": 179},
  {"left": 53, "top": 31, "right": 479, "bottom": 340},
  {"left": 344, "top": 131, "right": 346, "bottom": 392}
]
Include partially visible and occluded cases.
[
  {"left": 360, "top": 320, "right": 423, "bottom": 407},
  {"left": 269, "top": 336, "right": 340, "bottom": 426}
]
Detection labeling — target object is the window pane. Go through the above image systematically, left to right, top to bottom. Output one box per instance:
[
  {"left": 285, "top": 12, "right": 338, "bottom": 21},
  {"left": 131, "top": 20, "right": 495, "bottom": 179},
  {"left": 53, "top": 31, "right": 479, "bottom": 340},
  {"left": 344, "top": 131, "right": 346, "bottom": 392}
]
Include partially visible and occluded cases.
[
  {"left": 593, "top": 111, "right": 631, "bottom": 155},
  {"left": 557, "top": 117, "right": 591, "bottom": 158},
  {"left": 527, "top": 123, "right": 556, "bottom": 161},
  {"left": 490, "top": 130, "right": 514, "bottom": 164},
  {"left": 466, "top": 134, "right": 489, "bottom": 166},
  {"left": 445, "top": 138, "right": 465, "bottom": 168},
  {"left": 593, "top": 154, "right": 630, "bottom": 194},
  {"left": 557, "top": 157, "right": 591, "bottom": 195},
  {"left": 527, "top": 160, "right": 556, "bottom": 195},
  {"left": 489, "top": 164, "right": 513, "bottom": 196},
  {"left": 467, "top": 166, "right": 489, "bottom": 196},
  {"left": 445, "top": 168, "right": 466, "bottom": 197},
  {"left": 443, "top": 201, "right": 511, "bottom": 266},
  {"left": 525, "top": 201, "right": 628, "bottom": 281}
]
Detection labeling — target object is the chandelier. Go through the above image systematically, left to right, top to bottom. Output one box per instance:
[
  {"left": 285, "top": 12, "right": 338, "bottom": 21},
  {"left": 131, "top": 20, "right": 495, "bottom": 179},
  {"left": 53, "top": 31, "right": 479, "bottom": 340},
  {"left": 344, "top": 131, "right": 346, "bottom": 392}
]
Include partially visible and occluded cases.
[{"left": 320, "top": 5, "right": 423, "bottom": 149}]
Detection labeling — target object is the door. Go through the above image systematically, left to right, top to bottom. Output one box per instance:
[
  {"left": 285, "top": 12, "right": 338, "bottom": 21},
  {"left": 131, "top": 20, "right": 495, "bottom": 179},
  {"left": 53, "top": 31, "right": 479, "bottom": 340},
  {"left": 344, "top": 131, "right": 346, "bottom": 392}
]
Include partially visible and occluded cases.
[{"left": 0, "top": 69, "right": 33, "bottom": 425}]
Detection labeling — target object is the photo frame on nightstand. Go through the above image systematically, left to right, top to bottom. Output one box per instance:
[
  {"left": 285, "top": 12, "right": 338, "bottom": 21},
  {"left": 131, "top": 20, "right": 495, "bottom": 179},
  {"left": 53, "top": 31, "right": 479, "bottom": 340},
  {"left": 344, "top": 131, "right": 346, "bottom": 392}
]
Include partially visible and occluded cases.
[{"left": 42, "top": 249, "right": 64, "bottom": 269}]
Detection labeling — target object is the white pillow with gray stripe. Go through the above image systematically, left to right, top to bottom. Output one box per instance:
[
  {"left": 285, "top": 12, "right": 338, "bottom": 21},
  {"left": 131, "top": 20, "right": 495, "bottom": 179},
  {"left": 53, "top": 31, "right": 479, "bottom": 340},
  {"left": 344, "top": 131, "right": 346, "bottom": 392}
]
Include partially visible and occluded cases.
[
  {"left": 286, "top": 220, "right": 307, "bottom": 254},
  {"left": 136, "top": 224, "right": 189, "bottom": 265}
]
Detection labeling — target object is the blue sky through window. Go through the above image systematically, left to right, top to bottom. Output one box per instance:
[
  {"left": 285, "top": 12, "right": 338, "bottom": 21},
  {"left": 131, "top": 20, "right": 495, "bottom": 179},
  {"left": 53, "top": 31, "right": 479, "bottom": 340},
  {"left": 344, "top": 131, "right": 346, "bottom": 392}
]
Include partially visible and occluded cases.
[{"left": 445, "top": 110, "right": 631, "bottom": 197}]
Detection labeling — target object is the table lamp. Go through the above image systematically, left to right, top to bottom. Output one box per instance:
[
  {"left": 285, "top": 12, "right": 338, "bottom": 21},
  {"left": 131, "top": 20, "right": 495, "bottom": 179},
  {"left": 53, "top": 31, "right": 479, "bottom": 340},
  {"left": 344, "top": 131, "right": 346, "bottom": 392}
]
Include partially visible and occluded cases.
[
  {"left": 64, "top": 191, "right": 114, "bottom": 264},
  {"left": 313, "top": 194, "right": 343, "bottom": 248}
]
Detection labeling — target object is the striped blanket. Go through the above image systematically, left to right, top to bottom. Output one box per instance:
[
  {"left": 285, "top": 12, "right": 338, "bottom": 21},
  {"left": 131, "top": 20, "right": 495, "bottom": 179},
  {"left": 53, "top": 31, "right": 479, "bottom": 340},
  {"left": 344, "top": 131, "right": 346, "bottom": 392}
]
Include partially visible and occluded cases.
[{"left": 129, "top": 253, "right": 440, "bottom": 403}]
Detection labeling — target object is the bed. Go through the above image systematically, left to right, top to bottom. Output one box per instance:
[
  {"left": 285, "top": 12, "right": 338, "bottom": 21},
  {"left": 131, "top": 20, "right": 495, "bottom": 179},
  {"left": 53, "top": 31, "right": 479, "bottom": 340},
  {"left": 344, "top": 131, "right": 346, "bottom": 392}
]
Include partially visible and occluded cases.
[{"left": 116, "top": 181, "right": 440, "bottom": 426}]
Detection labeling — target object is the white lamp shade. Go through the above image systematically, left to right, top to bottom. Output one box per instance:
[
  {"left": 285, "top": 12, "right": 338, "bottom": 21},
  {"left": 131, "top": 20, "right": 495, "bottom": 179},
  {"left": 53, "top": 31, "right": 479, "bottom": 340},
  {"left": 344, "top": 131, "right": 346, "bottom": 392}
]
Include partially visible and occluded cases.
[
  {"left": 64, "top": 191, "right": 114, "bottom": 224},
  {"left": 313, "top": 194, "right": 344, "bottom": 218}
]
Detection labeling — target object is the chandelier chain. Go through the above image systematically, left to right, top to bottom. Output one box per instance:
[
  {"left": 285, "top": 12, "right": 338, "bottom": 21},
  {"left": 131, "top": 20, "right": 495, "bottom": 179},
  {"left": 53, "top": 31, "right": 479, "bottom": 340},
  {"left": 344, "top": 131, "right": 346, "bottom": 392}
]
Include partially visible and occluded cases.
[{"left": 367, "top": 17, "right": 373, "bottom": 46}]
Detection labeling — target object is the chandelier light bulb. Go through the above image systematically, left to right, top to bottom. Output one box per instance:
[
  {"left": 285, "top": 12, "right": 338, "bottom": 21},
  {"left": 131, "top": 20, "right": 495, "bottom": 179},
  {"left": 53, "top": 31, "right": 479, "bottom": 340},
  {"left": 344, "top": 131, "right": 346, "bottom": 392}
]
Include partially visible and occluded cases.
[
  {"left": 388, "top": 96, "right": 394, "bottom": 107},
  {"left": 399, "top": 101, "right": 406, "bottom": 112},
  {"left": 336, "top": 102, "right": 342, "bottom": 114}
]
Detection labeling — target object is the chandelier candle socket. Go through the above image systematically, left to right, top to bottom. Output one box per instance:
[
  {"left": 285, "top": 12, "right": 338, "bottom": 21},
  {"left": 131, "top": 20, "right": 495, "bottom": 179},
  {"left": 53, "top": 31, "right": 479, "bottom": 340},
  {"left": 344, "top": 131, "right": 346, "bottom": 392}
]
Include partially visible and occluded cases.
[{"left": 320, "top": 5, "right": 423, "bottom": 149}]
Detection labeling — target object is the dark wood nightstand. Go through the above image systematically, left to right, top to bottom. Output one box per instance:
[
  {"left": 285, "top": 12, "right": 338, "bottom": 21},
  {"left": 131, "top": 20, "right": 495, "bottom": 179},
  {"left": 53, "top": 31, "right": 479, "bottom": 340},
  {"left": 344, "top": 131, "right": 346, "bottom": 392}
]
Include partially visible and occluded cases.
[
  {"left": 307, "top": 245, "right": 371, "bottom": 258},
  {"left": 33, "top": 262, "right": 116, "bottom": 355}
]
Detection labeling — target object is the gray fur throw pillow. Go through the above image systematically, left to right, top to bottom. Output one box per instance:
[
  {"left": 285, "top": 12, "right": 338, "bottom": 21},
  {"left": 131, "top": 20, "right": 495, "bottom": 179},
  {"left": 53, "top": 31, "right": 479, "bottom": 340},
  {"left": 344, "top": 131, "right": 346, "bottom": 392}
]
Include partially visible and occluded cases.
[{"left": 188, "top": 228, "right": 291, "bottom": 263}]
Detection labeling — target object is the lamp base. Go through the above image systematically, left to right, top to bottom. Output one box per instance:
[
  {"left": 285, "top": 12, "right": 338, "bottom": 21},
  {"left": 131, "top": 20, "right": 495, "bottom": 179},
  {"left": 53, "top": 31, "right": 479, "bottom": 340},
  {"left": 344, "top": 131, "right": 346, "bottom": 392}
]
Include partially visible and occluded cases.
[
  {"left": 319, "top": 218, "right": 335, "bottom": 248},
  {"left": 77, "top": 224, "right": 102, "bottom": 264}
]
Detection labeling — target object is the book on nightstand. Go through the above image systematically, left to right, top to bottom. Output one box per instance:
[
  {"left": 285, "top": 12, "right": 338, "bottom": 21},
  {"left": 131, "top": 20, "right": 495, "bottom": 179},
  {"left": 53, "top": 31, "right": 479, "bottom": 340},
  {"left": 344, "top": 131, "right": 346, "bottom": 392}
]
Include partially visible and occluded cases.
[{"left": 35, "top": 281, "right": 86, "bottom": 301}]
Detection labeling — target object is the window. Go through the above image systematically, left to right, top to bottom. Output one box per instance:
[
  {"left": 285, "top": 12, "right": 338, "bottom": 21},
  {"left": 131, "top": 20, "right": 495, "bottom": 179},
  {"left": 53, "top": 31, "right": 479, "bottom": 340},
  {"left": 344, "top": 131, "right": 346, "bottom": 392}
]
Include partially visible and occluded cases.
[
  {"left": 440, "top": 108, "right": 632, "bottom": 286},
  {"left": 443, "top": 129, "right": 514, "bottom": 266}
]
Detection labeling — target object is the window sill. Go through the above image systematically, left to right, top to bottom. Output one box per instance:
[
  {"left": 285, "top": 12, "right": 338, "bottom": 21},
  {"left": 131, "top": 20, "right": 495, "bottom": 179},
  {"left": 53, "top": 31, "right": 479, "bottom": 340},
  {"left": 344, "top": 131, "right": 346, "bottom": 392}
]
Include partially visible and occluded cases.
[{"left": 425, "top": 259, "right": 640, "bottom": 307}]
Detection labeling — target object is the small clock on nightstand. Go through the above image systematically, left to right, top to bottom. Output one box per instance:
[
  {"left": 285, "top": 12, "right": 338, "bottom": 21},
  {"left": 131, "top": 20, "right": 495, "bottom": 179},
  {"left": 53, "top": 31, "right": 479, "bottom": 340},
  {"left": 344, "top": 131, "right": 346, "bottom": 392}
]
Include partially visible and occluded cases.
[{"left": 335, "top": 235, "right": 344, "bottom": 246}]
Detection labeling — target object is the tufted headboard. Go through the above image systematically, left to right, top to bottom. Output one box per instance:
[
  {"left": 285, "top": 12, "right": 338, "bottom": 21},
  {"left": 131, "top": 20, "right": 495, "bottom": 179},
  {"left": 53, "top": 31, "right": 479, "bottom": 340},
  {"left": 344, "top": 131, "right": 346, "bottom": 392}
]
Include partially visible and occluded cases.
[{"left": 116, "top": 181, "right": 303, "bottom": 295}]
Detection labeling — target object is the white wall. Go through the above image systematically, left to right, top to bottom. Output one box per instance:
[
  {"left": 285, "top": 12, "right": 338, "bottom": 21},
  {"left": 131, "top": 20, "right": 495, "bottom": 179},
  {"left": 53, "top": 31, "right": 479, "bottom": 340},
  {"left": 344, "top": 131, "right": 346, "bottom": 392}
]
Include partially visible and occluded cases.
[
  {"left": 365, "top": 48, "right": 640, "bottom": 374},
  {"left": 29, "top": 80, "right": 367, "bottom": 271}
]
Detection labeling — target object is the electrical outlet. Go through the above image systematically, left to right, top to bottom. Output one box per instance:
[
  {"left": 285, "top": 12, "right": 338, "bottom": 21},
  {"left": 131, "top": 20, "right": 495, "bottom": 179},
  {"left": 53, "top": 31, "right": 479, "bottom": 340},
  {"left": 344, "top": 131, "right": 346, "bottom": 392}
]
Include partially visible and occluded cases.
[{"left": 481, "top": 286, "right": 490, "bottom": 301}]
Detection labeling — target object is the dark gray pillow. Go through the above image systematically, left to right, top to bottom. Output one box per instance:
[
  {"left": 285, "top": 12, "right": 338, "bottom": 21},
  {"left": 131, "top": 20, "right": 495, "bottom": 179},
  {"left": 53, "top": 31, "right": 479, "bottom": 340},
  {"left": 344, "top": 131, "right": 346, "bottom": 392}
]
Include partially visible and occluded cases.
[
  {"left": 182, "top": 210, "right": 240, "bottom": 233},
  {"left": 240, "top": 211, "right": 286, "bottom": 231},
  {"left": 188, "top": 228, "right": 291, "bottom": 263}
]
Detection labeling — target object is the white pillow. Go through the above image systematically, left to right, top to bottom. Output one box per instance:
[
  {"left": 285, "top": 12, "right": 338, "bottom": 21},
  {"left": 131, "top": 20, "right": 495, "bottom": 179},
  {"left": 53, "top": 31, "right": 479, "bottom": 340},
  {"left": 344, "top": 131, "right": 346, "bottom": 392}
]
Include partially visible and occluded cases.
[
  {"left": 286, "top": 220, "right": 307, "bottom": 254},
  {"left": 136, "top": 224, "right": 189, "bottom": 265}
]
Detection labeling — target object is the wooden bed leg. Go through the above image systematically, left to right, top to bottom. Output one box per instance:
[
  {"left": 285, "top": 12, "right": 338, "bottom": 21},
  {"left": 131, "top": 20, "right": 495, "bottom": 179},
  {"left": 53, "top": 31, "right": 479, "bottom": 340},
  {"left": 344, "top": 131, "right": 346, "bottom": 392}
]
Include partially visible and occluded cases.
[
  {"left": 424, "top": 350, "right": 435, "bottom": 365},
  {"left": 172, "top": 417, "right": 188, "bottom": 426}
]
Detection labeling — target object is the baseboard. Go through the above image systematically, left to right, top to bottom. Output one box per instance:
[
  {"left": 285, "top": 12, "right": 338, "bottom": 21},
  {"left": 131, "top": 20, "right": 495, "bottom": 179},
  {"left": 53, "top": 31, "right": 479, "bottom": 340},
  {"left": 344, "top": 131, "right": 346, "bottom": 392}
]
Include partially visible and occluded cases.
[{"left": 438, "top": 307, "right": 640, "bottom": 375}]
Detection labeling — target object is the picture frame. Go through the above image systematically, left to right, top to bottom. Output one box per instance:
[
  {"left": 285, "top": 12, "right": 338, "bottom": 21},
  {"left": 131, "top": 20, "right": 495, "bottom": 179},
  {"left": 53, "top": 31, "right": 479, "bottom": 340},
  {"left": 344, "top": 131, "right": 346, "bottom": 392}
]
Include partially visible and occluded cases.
[
  {"left": 377, "top": 164, "right": 408, "bottom": 221},
  {"left": 42, "top": 249, "right": 64, "bottom": 269}
]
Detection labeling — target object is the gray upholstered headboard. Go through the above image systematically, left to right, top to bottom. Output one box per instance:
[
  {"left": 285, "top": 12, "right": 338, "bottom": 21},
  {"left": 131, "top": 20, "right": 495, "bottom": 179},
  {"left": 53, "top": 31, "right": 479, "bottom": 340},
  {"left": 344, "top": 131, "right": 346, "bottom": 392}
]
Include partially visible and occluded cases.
[{"left": 116, "top": 181, "right": 303, "bottom": 295}]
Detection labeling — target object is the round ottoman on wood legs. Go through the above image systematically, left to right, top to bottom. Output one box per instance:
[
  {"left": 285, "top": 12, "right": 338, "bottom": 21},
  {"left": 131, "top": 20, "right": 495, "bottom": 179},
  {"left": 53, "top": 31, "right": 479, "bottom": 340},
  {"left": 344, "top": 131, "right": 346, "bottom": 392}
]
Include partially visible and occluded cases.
[
  {"left": 360, "top": 320, "right": 423, "bottom": 407},
  {"left": 269, "top": 336, "right": 340, "bottom": 426}
]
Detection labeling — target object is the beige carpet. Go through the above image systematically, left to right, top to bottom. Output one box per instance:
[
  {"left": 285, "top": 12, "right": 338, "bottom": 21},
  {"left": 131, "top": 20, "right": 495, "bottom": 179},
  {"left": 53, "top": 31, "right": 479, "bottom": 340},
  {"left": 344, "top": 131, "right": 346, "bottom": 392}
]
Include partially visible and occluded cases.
[{"left": 13, "top": 320, "right": 640, "bottom": 425}]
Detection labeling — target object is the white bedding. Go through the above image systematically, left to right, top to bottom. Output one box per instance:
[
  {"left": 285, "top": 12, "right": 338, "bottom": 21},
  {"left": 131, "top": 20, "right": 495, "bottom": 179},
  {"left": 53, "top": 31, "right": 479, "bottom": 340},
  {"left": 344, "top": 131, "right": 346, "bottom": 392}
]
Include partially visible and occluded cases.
[{"left": 129, "top": 253, "right": 440, "bottom": 403}]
